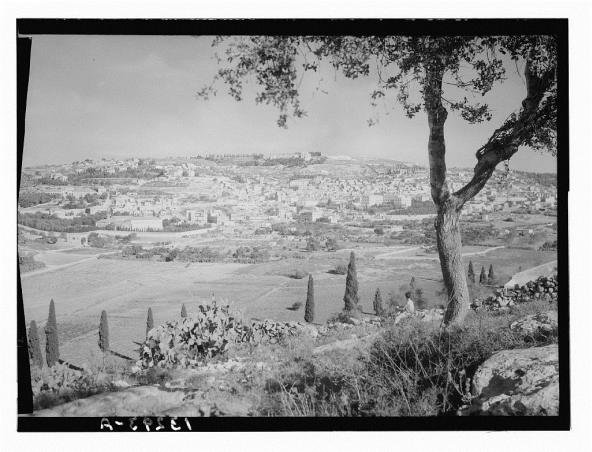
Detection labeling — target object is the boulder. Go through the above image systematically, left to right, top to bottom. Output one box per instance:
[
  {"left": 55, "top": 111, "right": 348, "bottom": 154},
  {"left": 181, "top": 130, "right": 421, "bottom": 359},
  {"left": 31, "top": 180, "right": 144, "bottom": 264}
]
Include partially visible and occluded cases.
[
  {"left": 510, "top": 311, "right": 558, "bottom": 335},
  {"left": 301, "top": 324, "right": 319, "bottom": 338},
  {"left": 462, "top": 344, "right": 558, "bottom": 416}
]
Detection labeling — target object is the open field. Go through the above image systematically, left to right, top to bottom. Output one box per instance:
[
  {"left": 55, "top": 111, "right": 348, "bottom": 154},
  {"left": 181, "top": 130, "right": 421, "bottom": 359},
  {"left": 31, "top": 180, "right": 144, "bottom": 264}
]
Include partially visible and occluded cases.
[{"left": 21, "top": 243, "right": 557, "bottom": 367}]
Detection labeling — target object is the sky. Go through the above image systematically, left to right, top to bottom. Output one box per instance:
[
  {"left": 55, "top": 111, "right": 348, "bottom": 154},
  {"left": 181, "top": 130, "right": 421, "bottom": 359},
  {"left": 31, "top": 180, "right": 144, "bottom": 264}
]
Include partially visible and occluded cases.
[{"left": 22, "top": 35, "right": 557, "bottom": 172}]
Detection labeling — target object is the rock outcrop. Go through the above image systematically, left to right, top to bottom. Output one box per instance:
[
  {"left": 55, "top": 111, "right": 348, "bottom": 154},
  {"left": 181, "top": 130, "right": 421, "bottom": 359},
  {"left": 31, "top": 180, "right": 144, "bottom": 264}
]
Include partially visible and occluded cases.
[
  {"left": 472, "top": 275, "right": 558, "bottom": 312},
  {"left": 509, "top": 311, "right": 558, "bottom": 335},
  {"left": 460, "top": 344, "right": 559, "bottom": 416}
]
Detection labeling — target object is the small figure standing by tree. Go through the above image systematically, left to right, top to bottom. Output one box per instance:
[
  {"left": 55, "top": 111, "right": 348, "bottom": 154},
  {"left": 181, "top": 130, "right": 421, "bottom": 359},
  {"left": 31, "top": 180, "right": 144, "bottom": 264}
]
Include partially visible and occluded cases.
[
  {"left": 343, "top": 252, "right": 359, "bottom": 313},
  {"left": 468, "top": 261, "right": 475, "bottom": 284},
  {"left": 479, "top": 266, "right": 487, "bottom": 285},
  {"left": 304, "top": 274, "right": 315, "bottom": 323},
  {"left": 410, "top": 277, "right": 416, "bottom": 290},
  {"left": 373, "top": 288, "right": 383, "bottom": 316},
  {"left": 45, "top": 299, "right": 59, "bottom": 367},
  {"left": 181, "top": 303, "right": 187, "bottom": 318},
  {"left": 146, "top": 307, "right": 154, "bottom": 338},
  {"left": 28, "top": 320, "right": 43, "bottom": 369}
]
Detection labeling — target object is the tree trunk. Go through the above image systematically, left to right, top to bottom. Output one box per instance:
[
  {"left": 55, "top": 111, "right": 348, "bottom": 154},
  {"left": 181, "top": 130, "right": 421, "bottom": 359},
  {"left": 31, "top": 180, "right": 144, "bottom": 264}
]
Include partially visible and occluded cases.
[{"left": 436, "top": 199, "right": 470, "bottom": 326}]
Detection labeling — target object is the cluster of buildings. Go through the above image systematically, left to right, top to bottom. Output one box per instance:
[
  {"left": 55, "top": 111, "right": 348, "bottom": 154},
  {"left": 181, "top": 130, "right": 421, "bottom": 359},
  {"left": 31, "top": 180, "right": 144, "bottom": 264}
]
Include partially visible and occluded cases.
[{"left": 20, "top": 157, "right": 557, "bottom": 234}]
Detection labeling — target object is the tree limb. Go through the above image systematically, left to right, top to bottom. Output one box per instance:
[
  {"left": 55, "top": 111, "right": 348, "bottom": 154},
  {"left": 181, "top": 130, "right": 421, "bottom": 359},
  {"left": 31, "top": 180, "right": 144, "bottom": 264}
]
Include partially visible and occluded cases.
[{"left": 454, "top": 60, "right": 556, "bottom": 207}]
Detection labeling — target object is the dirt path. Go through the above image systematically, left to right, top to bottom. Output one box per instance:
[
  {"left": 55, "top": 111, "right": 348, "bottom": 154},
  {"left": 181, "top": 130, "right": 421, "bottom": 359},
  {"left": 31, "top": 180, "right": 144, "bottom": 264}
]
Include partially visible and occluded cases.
[
  {"left": 374, "top": 245, "right": 504, "bottom": 261},
  {"left": 462, "top": 246, "right": 505, "bottom": 257},
  {"left": 374, "top": 247, "right": 421, "bottom": 259},
  {"left": 20, "top": 252, "right": 117, "bottom": 278}
]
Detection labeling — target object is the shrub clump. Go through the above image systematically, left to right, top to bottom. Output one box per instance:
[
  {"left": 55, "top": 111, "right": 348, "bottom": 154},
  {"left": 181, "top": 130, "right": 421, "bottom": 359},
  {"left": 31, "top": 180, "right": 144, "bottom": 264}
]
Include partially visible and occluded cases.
[
  {"left": 331, "top": 263, "right": 348, "bottom": 275},
  {"left": 288, "top": 269, "right": 308, "bottom": 279},
  {"left": 137, "top": 301, "right": 252, "bottom": 369},
  {"left": 30, "top": 362, "right": 100, "bottom": 411}
]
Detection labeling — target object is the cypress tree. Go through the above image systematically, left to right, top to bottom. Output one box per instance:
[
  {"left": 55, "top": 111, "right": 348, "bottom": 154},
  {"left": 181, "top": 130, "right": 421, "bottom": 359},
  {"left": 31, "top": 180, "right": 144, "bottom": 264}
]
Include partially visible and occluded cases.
[
  {"left": 343, "top": 252, "right": 359, "bottom": 312},
  {"left": 468, "top": 260, "right": 475, "bottom": 284},
  {"left": 488, "top": 264, "right": 495, "bottom": 285},
  {"left": 479, "top": 266, "right": 487, "bottom": 284},
  {"left": 304, "top": 274, "right": 315, "bottom": 323},
  {"left": 373, "top": 288, "right": 383, "bottom": 316},
  {"left": 45, "top": 299, "right": 59, "bottom": 367},
  {"left": 181, "top": 303, "right": 187, "bottom": 318},
  {"left": 146, "top": 307, "right": 154, "bottom": 338},
  {"left": 98, "top": 310, "right": 109, "bottom": 352},
  {"left": 28, "top": 320, "right": 43, "bottom": 369}
]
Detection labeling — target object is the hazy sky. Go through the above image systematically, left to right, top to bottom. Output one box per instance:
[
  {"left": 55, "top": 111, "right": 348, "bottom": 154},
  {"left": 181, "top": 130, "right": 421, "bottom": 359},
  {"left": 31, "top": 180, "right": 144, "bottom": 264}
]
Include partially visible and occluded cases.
[{"left": 23, "top": 35, "right": 557, "bottom": 172}]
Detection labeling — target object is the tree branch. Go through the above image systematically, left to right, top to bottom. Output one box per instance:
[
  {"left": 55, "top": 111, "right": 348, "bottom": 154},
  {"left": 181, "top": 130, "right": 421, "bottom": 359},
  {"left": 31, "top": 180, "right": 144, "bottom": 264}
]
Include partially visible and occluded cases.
[{"left": 454, "top": 59, "right": 556, "bottom": 207}]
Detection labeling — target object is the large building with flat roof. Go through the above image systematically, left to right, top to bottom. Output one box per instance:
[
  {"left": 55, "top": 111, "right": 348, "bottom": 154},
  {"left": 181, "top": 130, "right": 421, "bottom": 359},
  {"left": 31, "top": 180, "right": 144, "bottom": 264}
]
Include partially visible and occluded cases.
[{"left": 96, "top": 216, "right": 163, "bottom": 231}]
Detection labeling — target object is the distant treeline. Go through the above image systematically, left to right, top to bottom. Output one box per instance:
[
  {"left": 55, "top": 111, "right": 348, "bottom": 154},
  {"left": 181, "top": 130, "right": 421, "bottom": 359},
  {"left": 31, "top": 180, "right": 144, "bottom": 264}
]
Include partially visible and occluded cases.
[
  {"left": 18, "top": 192, "right": 61, "bottom": 208},
  {"left": 17, "top": 211, "right": 108, "bottom": 233},
  {"left": 117, "top": 245, "right": 270, "bottom": 263}
]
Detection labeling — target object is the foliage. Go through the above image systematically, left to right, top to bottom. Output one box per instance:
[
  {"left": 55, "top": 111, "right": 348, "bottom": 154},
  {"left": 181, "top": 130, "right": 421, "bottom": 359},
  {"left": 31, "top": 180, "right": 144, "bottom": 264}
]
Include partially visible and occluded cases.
[
  {"left": 18, "top": 191, "right": 61, "bottom": 208},
  {"left": 17, "top": 211, "right": 108, "bottom": 233},
  {"left": 87, "top": 232, "right": 108, "bottom": 248},
  {"left": 306, "top": 237, "right": 321, "bottom": 252},
  {"left": 325, "top": 237, "right": 340, "bottom": 251},
  {"left": 539, "top": 240, "right": 557, "bottom": 251},
  {"left": 19, "top": 252, "right": 46, "bottom": 273},
  {"left": 343, "top": 252, "right": 359, "bottom": 312},
  {"left": 468, "top": 260, "right": 475, "bottom": 284},
  {"left": 330, "top": 263, "right": 348, "bottom": 275},
  {"left": 488, "top": 265, "right": 496, "bottom": 285},
  {"left": 479, "top": 266, "right": 487, "bottom": 284},
  {"left": 288, "top": 269, "right": 308, "bottom": 279},
  {"left": 305, "top": 275, "right": 315, "bottom": 323},
  {"left": 373, "top": 288, "right": 384, "bottom": 316},
  {"left": 45, "top": 299, "right": 60, "bottom": 367},
  {"left": 291, "top": 301, "right": 303, "bottom": 311},
  {"left": 137, "top": 302, "right": 248, "bottom": 369},
  {"left": 146, "top": 307, "right": 154, "bottom": 338},
  {"left": 98, "top": 310, "right": 109, "bottom": 352},
  {"left": 28, "top": 320, "right": 43, "bottom": 369},
  {"left": 30, "top": 363, "right": 97, "bottom": 403}
]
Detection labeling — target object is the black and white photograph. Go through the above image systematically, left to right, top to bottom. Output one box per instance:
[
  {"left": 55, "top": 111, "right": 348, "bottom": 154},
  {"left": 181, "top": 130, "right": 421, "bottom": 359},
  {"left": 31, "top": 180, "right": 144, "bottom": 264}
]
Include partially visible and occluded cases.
[{"left": 4, "top": 6, "right": 590, "bottom": 451}]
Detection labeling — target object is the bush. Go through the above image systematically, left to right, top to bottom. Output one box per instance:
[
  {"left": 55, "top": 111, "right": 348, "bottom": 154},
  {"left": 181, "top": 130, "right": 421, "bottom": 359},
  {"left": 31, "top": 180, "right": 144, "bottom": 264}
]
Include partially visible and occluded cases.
[
  {"left": 19, "top": 253, "right": 45, "bottom": 273},
  {"left": 330, "top": 263, "right": 348, "bottom": 275},
  {"left": 288, "top": 269, "right": 308, "bottom": 279},
  {"left": 137, "top": 301, "right": 252, "bottom": 369},
  {"left": 291, "top": 301, "right": 303, "bottom": 311},
  {"left": 361, "top": 307, "right": 559, "bottom": 415},
  {"left": 30, "top": 362, "right": 99, "bottom": 409}
]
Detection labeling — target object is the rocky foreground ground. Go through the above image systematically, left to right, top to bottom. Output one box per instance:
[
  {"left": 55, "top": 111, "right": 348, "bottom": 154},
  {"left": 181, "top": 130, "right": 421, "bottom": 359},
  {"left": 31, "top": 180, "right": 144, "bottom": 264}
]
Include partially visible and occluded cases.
[{"left": 23, "top": 308, "right": 559, "bottom": 417}]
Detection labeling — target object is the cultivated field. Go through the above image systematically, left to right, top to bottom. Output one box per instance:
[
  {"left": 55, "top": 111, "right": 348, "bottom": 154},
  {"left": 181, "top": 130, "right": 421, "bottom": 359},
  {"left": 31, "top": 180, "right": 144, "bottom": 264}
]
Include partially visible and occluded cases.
[{"left": 21, "top": 243, "right": 557, "bottom": 367}]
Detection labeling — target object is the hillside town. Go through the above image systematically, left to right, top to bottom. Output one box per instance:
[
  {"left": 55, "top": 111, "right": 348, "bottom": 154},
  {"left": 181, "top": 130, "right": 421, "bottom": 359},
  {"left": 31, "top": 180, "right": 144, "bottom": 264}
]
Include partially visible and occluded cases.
[{"left": 18, "top": 154, "right": 557, "bottom": 241}]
